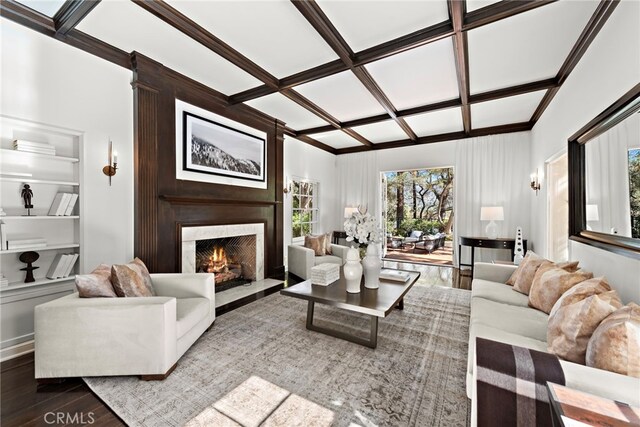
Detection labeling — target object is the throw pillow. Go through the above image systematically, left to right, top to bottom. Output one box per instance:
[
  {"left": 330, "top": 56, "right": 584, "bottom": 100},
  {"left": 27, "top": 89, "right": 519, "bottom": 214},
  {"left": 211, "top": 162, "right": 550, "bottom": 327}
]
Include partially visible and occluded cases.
[
  {"left": 324, "top": 232, "right": 333, "bottom": 255},
  {"left": 304, "top": 234, "right": 326, "bottom": 256},
  {"left": 511, "top": 251, "right": 545, "bottom": 293},
  {"left": 131, "top": 257, "right": 155, "bottom": 296},
  {"left": 111, "top": 261, "right": 154, "bottom": 298},
  {"left": 75, "top": 264, "right": 117, "bottom": 298},
  {"left": 528, "top": 267, "right": 593, "bottom": 314},
  {"left": 547, "top": 277, "right": 622, "bottom": 364},
  {"left": 586, "top": 303, "right": 640, "bottom": 378}
]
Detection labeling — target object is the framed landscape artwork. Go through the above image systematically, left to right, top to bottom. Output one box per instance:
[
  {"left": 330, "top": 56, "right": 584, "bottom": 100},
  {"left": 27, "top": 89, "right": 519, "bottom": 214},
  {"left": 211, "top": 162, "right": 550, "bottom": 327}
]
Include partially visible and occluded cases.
[{"left": 175, "top": 100, "right": 267, "bottom": 189}]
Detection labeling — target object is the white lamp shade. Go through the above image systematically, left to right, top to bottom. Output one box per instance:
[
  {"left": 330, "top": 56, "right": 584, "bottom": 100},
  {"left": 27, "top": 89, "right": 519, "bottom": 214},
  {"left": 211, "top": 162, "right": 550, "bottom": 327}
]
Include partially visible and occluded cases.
[
  {"left": 586, "top": 204, "right": 599, "bottom": 221},
  {"left": 480, "top": 206, "right": 504, "bottom": 221},
  {"left": 344, "top": 207, "right": 358, "bottom": 218}
]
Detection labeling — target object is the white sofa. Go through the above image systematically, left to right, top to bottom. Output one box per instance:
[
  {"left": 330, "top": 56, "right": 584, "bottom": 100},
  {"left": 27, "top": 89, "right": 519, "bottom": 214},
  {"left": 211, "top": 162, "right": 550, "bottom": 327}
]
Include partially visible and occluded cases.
[
  {"left": 287, "top": 243, "right": 348, "bottom": 279},
  {"left": 468, "top": 262, "right": 640, "bottom": 426},
  {"left": 35, "top": 273, "right": 215, "bottom": 381}
]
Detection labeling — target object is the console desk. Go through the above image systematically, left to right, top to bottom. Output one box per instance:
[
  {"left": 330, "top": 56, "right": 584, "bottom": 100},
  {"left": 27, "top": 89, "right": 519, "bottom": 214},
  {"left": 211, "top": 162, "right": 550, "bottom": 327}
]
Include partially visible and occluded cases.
[{"left": 458, "top": 236, "right": 527, "bottom": 277}]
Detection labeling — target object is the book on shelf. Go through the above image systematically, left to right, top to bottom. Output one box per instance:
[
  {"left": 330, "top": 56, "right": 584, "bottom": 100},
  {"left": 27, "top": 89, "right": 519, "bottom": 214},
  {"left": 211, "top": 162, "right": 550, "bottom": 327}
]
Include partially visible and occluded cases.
[
  {"left": 12, "top": 140, "right": 56, "bottom": 155},
  {"left": 48, "top": 193, "right": 77, "bottom": 216},
  {"left": 64, "top": 194, "right": 78, "bottom": 216},
  {"left": 0, "top": 221, "right": 6, "bottom": 251},
  {"left": 6, "top": 237, "right": 47, "bottom": 250},
  {"left": 46, "top": 253, "right": 77, "bottom": 279},
  {"left": 62, "top": 254, "right": 79, "bottom": 277},
  {"left": 379, "top": 269, "right": 411, "bottom": 282},
  {"left": 0, "top": 275, "right": 8, "bottom": 287}
]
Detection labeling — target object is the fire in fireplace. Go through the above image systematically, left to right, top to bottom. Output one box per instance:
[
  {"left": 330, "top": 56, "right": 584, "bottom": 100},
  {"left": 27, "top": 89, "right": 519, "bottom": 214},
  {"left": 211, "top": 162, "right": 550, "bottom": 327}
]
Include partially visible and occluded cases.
[{"left": 196, "top": 235, "right": 256, "bottom": 292}]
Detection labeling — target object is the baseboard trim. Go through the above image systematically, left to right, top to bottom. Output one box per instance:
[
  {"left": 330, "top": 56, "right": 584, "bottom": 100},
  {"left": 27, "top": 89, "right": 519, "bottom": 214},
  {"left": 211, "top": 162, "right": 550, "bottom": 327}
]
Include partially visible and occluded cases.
[{"left": 1, "top": 339, "right": 34, "bottom": 362}]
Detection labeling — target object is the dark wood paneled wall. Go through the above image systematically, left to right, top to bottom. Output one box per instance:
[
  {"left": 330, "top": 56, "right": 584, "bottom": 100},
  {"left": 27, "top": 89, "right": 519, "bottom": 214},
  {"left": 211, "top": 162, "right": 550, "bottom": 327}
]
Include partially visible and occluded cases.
[{"left": 131, "top": 52, "right": 285, "bottom": 277}]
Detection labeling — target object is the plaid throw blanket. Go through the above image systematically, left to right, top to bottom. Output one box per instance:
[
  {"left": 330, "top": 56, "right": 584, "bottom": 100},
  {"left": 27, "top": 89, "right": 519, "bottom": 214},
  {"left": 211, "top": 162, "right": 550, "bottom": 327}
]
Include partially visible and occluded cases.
[{"left": 476, "top": 338, "right": 565, "bottom": 427}]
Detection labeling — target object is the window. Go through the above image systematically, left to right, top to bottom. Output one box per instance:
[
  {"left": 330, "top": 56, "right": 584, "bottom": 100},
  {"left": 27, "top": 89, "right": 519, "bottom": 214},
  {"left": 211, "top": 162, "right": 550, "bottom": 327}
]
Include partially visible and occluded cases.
[
  {"left": 629, "top": 148, "right": 640, "bottom": 238},
  {"left": 291, "top": 179, "right": 318, "bottom": 239}
]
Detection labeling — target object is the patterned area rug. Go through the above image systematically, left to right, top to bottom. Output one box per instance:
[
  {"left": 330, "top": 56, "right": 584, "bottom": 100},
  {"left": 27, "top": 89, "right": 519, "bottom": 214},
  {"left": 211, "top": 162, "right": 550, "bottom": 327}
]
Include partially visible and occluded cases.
[{"left": 84, "top": 285, "right": 471, "bottom": 426}]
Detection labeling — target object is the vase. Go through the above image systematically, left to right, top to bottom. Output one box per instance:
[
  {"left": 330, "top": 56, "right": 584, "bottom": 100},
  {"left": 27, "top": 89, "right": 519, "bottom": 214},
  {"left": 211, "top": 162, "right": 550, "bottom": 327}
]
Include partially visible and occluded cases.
[
  {"left": 362, "top": 244, "right": 381, "bottom": 289},
  {"left": 344, "top": 247, "right": 363, "bottom": 293}
]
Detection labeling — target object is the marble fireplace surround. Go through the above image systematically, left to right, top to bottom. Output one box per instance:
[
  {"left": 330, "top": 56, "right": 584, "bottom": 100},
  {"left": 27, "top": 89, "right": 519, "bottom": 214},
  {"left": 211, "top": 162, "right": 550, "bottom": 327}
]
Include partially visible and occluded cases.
[{"left": 181, "top": 223, "right": 265, "bottom": 281}]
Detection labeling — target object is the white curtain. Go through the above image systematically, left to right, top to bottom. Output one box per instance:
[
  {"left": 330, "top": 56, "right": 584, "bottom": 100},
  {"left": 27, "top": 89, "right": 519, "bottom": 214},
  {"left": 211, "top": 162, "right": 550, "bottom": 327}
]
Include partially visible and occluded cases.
[
  {"left": 585, "top": 113, "right": 639, "bottom": 238},
  {"left": 454, "top": 132, "right": 531, "bottom": 266},
  {"left": 336, "top": 151, "right": 381, "bottom": 230}
]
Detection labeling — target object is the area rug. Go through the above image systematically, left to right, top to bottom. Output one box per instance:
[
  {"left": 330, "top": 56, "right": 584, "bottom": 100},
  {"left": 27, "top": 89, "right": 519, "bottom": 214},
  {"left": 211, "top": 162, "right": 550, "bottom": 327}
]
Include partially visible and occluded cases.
[{"left": 84, "top": 285, "right": 471, "bottom": 427}]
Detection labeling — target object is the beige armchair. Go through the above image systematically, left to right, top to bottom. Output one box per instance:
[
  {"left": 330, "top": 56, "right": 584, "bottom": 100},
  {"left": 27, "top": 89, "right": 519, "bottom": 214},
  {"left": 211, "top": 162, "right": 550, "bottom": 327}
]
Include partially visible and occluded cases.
[
  {"left": 288, "top": 244, "right": 348, "bottom": 279},
  {"left": 34, "top": 273, "right": 215, "bottom": 381}
]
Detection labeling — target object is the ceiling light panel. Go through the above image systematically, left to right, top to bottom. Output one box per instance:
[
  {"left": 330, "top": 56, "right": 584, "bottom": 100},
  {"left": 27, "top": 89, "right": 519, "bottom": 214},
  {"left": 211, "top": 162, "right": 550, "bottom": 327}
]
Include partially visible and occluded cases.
[
  {"left": 17, "top": 0, "right": 66, "bottom": 17},
  {"left": 316, "top": 0, "right": 449, "bottom": 52},
  {"left": 77, "top": 1, "right": 262, "bottom": 95},
  {"left": 165, "top": 1, "right": 338, "bottom": 78},
  {"left": 466, "top": 1, "right": 501, "bottom": 13},
  {"left": 468, "top": 1, "right": 598, "bottom": 94},
  {"left": 365, "top": 37, "right": 459, "bottom": 110},
  {"left": 294, "top": 71, "right": 387, "bottom": 122},
  {"left": 471, "top": 91, "right": 546, "bottom": 128},
  {"left": 246, "top": 93, "right": 330, "bottom": 130},
  {"left": 404, "top": 107, "right": 464, "bottom": 137},
  {"left": 351, "top": 120, "right": 408, "bottom": 144},
  {"left": 313, "top": 130, "right": 363, "bottom": 149}
]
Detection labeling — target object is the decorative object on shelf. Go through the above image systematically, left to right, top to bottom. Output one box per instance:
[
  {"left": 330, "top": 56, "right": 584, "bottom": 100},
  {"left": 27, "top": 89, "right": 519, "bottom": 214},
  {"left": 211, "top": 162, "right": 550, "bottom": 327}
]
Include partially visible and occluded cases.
[
  {"left": 13, "top": 139, "right": 55, "bottom": 155},
  {"left": 102, "top": 140, "right": 118, "bottom": 186},
  {"left": 530, "top": 169, "right": 541, "bottom": 194},
  {"left": 21, "top": 183, "right": 34, "bottom": 216},
  {"left": 48, "top": 192, "right": 78, "bottom": 216},
  {"left": 586, "top": 204, "right": 599, "bottom": 230},
  {"left": 344, "top": 206, "right": 382, "bottom": 259},
  {"left": 480, "top": 206, "right": 504, "bottom": 240},
  {"left": 0, "top": 208, "right": 6, "bottom": 216},
  {"left": 0, "top": 220, "right": 5, "bottom": 250},
  {"left": 513, "top": 227, "right": 525, "bottom": 265},
  {"left": 362, "top": 243, "right": 381, "bottom": 289},
  {"left": 343, "top": 248, "right": 363, "bottom": 293},
  {"left": 19, "top": 251, "right": 39, "bottom": 283},
  {"left": 0, "top": 275, "right": 8, "bottom": 288}
]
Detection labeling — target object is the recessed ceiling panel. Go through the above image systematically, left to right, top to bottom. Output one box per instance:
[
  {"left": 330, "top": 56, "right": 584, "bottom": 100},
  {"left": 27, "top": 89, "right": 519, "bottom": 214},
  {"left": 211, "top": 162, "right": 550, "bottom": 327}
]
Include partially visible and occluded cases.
[
  {"left": 17, "top": 0, "right": 66, "bottom": 17},
  {"left": 316, "top": 0, "right": 449, "bottom": 52},
  {"left": 77, "top": 1, "right": 262, "bottom": 95},
  {"left": 165, "top": 1, "right": 338, "bottom": 78},
  {"left": 466, "top": 1, "right": 501, "bottom": 13},
  {"left": 468, "top": 1, "right": 598, "bottom": 94},
  {"left": 365, "top": 37, "right": 459, "bottom": 110},
  {"left": 294, "top": 71, "right": 387, "bottom": 122},
  {"left": 471, "top": 91, "right": 546, "bottom": 128},
  {"left": 246, "top": 93, "right": 329, "bottom": 130},
  {"left": 404, "top": 107, "right": 464, "bottom": 137},
  {"left": 351, "top": 120, "right": 407, "bottom": 144},
  {"left": 313, "top": 130, "right": 363, "bottom": 149}
]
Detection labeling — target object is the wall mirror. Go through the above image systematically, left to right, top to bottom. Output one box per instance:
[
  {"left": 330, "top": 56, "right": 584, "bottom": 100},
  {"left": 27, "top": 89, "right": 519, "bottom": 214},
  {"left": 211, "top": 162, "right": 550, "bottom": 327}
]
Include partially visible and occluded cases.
[{"left": 569, "top": 83, "right": 640, "bottom": 259}]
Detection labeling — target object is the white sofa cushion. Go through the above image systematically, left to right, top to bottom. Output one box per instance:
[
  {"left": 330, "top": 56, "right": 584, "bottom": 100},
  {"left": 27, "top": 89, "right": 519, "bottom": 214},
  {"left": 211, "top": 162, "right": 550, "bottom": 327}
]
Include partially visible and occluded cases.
[
  {"left": 314, "top": 255, "right": 342, "bottom": 265},
  {"left": 471, "top": 280, "right": 530, "bottom": 307},
  {"left": 471, "top": 297, "right": 548, "bottom": 342},
  {"left": 176, "top": 298, "right": 210, "bottom": 338}
]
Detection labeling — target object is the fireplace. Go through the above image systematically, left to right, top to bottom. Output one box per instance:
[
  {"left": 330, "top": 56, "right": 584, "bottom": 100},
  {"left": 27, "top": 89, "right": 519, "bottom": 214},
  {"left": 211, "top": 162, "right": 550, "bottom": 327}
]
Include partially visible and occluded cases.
[
  {"left": 182, "top": 223, "right": 265, "bottom": 291},
  {"left": 196, "top": 235, "right": 256, "bottom": 292}
]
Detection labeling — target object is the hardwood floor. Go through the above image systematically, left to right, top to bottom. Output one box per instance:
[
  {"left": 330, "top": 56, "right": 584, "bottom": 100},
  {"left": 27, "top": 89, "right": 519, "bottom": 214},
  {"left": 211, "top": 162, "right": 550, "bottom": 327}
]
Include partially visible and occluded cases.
[{"left": 0, "top": 267, "right": 471, "bottom": 426}]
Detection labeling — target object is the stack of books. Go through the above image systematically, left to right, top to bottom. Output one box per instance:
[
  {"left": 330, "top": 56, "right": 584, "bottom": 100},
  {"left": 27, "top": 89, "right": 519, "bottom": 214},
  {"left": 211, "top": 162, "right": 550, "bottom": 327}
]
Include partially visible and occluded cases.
[
  {"left": 12, "top": 140, "right": 56, "bottom": 156},
  {"left": 48, "top": 193, "right": 78, "bottom": 216},
  {"left": 6, "top": 237, "right": 46, "bottom": 250},
  {"left": 46, "top": 253, "right": 79, "bottom": 279},
  {"left": 310, "top": 263, "right": 340, "bottom": 286},
  {"left": 0, "top": 275, "right": 8, "bottom": 287}
]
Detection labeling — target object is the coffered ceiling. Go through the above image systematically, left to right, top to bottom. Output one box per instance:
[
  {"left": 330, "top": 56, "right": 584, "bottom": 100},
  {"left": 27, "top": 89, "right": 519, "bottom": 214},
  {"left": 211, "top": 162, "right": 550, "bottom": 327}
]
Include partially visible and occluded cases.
[{"left": 1, "top": 0, "right": 621, "bottom": 155}]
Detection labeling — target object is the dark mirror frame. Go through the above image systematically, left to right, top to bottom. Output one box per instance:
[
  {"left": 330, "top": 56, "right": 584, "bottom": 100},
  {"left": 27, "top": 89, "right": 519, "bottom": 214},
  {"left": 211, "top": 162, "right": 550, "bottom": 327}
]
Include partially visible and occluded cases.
[{"left": 568, "top": 82, "right": 640, "bottom": 260}]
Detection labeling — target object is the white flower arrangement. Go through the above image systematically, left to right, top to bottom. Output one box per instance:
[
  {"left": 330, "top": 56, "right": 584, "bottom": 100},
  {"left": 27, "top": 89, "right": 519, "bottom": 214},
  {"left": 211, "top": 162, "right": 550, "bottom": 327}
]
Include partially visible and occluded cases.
[{"left": 343, "top": 210, "right": 382, "bottom": 248}]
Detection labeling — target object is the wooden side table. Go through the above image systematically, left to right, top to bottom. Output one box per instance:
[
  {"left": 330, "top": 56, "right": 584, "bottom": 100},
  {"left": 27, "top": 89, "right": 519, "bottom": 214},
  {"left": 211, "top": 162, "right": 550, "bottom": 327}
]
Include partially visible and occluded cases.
[{"left": 547, "top": 382, "right": 640, "bottom": 427}]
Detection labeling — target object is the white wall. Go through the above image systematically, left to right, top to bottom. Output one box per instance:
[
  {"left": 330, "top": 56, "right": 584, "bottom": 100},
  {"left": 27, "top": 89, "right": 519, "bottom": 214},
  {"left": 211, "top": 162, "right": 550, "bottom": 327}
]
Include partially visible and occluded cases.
[
  {"left": 530, "top": 0, "right": 640, "bottom": 303},
  {"left": 1, "top": 19, "right": 134, "bottom": 270},
  {"left": 283, "top": 137, "right": 337, "bottom": 264}
]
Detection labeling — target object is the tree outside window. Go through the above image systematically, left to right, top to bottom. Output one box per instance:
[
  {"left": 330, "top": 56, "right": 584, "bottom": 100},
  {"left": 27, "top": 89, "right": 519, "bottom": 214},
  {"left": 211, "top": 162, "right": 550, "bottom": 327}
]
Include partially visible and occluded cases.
[{"left": 292, "top": 180, "right": 318, "bottom": 239}]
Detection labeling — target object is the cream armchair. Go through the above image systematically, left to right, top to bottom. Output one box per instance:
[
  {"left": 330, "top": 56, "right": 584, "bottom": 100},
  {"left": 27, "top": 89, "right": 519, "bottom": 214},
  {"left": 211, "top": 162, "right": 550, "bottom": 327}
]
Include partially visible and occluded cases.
[
  {"left": 288, "top": 244, "right": 348, "bottom": 279},
  {"left": 34, "top": 273, "right": 215, "bottom": 381}
]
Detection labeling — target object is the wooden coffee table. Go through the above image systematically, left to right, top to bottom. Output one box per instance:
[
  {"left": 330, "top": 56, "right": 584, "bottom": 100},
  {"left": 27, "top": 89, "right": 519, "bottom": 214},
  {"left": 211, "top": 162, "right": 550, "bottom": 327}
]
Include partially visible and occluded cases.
[{"left": 281, "top": 269, "right": 420, "bottom": 348}]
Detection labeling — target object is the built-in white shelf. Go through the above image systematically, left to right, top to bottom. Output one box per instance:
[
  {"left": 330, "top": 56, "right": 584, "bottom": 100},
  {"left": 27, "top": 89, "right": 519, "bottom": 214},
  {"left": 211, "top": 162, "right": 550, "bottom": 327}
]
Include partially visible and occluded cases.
[
  {"left": 0, "top": 148, "right": 79, "bottom": 163},
  {"left": 0, "top": 177, "right": 79, "bottom": 186},
  {"left": 1, "top": 215, "right": 80, "bottom": 220},
  {"left": 0, "top": 243, "right": 80, "bottom": 254},
  {"left": 0, "top": 276, "right": 75, "bottom": 293}
]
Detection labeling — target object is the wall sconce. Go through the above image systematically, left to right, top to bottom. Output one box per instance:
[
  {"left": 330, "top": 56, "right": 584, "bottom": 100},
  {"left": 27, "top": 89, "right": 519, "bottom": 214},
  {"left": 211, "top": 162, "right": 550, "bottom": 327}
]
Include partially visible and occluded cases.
[
  {"left": 102, "top": 139, "right": 118, "bottom": 186},
  {"left": 530, "top": 169, "right": 541, "bottom": 194}
]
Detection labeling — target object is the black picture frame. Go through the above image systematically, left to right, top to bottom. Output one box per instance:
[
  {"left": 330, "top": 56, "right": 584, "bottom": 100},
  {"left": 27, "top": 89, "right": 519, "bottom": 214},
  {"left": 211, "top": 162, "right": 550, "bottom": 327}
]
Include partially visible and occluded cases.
[{"left": 182, "top": 111, "right": 266, "bottom": 183}]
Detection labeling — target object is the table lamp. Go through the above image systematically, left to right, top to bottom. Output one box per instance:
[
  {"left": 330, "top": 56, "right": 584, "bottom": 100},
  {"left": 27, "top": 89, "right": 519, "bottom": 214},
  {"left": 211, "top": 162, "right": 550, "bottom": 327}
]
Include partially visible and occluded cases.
[
  {"left": 586, "top": 204, "right": 599, "bottom": 230},
  {"left": 481, "top": 206, "right": 504, "bottom": 239}
]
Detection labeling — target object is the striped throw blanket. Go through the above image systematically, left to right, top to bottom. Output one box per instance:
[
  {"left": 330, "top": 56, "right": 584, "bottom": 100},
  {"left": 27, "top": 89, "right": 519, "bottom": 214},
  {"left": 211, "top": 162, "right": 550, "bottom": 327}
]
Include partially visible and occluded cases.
[{"left": 476, "top": 338, "right": 565, "bottom": 427}]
